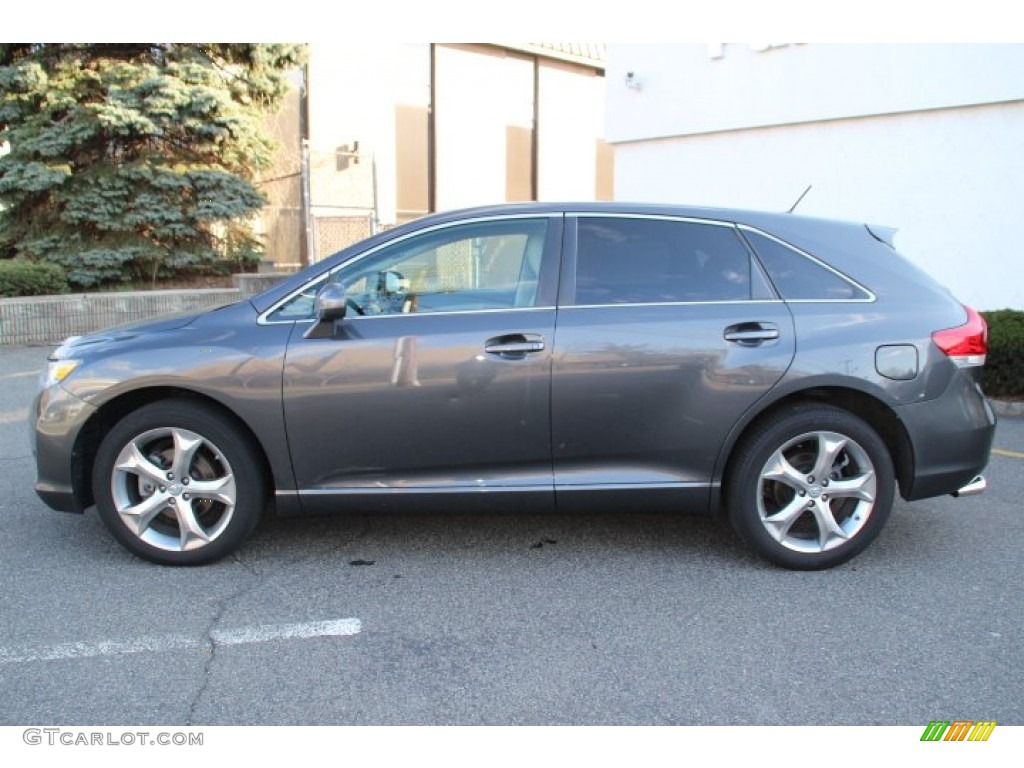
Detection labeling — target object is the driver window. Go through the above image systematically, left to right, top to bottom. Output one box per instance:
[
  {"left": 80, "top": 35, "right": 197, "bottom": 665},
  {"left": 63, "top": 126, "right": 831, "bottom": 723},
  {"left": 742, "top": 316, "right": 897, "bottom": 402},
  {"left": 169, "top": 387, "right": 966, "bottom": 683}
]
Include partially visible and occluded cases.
[
  {"left": 267, "top": 218, "right": 549, "bottom": 322},
  {"left": 344, "top": 219, "right": 548, "bottom": 316}
]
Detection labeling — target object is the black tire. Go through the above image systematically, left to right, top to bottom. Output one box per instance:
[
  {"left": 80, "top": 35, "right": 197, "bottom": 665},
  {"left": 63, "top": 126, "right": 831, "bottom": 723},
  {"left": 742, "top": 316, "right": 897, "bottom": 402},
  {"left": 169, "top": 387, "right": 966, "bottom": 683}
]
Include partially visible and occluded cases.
[
  {"left": 92, "top": 400, "right": 265, "bottom": 565},
  {"left": 726, "top": 404, "right": 895, "bottom": 570}
]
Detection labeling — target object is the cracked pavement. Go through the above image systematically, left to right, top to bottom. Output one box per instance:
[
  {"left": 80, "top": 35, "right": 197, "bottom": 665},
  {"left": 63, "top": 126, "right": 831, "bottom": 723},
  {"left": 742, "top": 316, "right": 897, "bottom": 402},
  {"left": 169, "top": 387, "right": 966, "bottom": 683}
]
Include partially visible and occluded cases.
[{"left": 2, "top": 345, "right": 1023, "bottom": 725}]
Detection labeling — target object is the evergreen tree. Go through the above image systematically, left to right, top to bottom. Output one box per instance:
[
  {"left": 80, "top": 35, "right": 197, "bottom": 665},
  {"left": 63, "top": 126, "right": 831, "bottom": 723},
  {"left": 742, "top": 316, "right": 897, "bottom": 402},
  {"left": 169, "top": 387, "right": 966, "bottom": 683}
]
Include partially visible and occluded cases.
[{"left": 0, "top": 44, "right": 304, "bottom": 287}]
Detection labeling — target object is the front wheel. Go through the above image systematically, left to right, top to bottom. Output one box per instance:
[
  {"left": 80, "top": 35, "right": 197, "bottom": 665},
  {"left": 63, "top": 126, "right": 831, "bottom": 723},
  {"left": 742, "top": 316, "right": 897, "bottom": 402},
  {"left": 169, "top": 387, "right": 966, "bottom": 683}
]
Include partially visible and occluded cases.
[
  {"left": 92, "top": 400, "right": 265, "bottom": 565},
  {"left": 726, "top": 405, "right": 895, "bottom": 570}
]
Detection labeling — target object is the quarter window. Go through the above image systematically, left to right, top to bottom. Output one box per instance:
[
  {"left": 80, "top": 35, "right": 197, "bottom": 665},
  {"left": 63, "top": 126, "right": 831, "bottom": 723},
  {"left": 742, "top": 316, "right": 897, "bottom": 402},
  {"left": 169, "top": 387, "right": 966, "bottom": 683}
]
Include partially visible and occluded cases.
[
  {"left": 574, "top": 218, "right": 753, "bottom": 305},
  {"left": 744, "top": 230, "right": 871, "bottom": 301}
]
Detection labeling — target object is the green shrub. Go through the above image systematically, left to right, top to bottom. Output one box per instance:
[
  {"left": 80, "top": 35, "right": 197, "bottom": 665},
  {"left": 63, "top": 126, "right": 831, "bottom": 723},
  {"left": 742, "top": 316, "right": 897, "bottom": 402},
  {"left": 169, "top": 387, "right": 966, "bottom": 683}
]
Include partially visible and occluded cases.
[
  {"left": 0, "top": 259, "right": 69, "bottom": 297},
  {"left": 981, "top": 309, "right": 1024, "bottom": 400}
]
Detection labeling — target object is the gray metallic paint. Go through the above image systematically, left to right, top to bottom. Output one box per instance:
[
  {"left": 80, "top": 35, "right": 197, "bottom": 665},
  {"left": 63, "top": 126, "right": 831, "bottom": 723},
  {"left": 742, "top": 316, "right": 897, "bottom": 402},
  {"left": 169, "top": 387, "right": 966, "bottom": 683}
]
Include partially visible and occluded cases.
[
  {"left": 33, "top": 202, "right": 995, "bottom": 521},
  {"left": 36, "top": 302, "right": 297, "bottom": 511},
  {"left": 550, "top": 302, "right": 796, "bottom": 486},
  {"left": 282, "top": 309, "right": 558, "bottom": 493}
]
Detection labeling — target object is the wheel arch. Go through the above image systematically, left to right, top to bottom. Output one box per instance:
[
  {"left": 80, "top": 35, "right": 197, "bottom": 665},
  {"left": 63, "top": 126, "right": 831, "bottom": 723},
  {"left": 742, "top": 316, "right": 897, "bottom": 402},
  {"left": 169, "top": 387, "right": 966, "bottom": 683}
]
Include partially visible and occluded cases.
[
  {"left": 713, "top": 385, "right": 915, "bottom": 515},
  {"left": 71, "top": 386, "right": 276, "bottom": 513}
]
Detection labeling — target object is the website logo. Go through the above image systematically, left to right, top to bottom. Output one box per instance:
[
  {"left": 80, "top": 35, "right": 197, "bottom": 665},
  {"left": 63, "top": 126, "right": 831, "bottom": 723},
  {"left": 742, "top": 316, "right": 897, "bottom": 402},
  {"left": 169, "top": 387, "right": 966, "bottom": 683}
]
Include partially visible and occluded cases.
[{"left": 920, "top": 721, "right": 997, "bottom": 742}]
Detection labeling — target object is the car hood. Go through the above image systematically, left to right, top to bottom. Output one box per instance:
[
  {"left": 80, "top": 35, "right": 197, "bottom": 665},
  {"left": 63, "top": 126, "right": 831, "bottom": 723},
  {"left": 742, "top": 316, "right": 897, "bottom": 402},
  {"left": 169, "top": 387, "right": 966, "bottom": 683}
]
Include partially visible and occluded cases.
[{"left": 50, "top": 304, "right": 238, "bottom": 359}]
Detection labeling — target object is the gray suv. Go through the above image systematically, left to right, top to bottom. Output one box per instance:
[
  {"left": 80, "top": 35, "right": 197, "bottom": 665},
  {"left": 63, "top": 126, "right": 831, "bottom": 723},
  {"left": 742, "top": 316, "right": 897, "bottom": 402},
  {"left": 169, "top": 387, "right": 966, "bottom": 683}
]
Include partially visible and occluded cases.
[{"left": 31, "top": 203, "right": 996, "bottom": 569}]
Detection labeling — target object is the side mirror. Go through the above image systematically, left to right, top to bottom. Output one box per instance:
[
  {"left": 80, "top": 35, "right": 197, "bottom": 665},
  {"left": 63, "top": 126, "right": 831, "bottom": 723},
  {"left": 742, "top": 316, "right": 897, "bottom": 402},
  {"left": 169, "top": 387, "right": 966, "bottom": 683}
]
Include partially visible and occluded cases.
[
  {"left": 304, "top": 282, "right": 348, "bottom": 339},
  {"left": 315, "top": 282, "right": 349, "bottom": 323}
]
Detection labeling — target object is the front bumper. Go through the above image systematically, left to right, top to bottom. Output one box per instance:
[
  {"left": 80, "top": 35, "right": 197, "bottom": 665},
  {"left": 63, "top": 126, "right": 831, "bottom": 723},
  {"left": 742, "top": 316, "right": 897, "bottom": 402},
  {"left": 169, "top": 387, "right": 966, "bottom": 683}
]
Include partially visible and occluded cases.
[{"left": 32, "top": 384, "right": 97, "bottom": 513}]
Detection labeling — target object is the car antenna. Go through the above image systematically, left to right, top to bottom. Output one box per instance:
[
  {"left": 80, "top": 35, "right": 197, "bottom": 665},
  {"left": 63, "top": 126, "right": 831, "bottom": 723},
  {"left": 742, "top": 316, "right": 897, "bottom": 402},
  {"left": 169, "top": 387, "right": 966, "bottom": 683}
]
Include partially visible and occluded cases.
[{"left": 787, "top": 184, "right": 812, "bottom": 213}]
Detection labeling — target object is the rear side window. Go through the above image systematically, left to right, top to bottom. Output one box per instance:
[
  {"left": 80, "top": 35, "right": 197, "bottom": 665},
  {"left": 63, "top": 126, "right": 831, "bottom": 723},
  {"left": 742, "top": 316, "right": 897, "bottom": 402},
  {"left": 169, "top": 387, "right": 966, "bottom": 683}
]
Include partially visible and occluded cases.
[
  {"left": 574, "top": 217, "right": 753, "bottom": 305},
  {"left": 744, "top": 230, "right": 871, "bottom": 301}
]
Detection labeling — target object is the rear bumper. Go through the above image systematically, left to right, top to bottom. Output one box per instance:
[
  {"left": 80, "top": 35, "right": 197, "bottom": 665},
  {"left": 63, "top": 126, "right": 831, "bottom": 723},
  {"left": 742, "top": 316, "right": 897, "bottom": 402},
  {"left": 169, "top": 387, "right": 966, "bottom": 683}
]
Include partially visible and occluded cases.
[{"left": 895, "top": 372, "right": 996, "bottom": 501}]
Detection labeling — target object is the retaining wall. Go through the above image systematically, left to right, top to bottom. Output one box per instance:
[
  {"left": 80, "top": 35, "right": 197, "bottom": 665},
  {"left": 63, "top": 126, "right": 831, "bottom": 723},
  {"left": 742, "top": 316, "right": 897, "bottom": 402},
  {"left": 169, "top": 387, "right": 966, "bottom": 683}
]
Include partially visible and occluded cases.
[{"left": 0, "top": 273, "right": 291, "bottom": 345}]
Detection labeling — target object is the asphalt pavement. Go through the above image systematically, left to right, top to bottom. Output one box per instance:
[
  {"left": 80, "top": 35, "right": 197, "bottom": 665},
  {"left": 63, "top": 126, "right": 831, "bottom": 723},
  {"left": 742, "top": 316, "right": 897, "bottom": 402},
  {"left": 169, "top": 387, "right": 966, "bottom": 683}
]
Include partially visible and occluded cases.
[{"left": 1, "top": 345, "right": 1022, "bottom": 725}]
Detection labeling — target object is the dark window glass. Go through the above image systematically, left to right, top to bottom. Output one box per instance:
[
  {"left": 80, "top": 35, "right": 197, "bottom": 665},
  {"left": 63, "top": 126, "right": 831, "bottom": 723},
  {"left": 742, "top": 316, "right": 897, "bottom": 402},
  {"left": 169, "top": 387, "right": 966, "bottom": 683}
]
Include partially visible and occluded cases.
[
  {"left": 574, "top": 218, "right": 752, "bottom": 305},
  {"left": 745, "top": 231, "right": 870, "bottom": 301}
]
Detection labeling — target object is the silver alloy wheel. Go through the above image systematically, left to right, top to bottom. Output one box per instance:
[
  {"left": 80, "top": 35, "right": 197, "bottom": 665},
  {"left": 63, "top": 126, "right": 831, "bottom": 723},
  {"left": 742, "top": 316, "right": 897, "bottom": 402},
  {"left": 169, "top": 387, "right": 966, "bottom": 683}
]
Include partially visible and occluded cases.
[
  {"left": 109, "top": 427, "right": 237, "bottom": 552},
  {"left": 756, "top": 430, "right": 877, "bottom": 553}
]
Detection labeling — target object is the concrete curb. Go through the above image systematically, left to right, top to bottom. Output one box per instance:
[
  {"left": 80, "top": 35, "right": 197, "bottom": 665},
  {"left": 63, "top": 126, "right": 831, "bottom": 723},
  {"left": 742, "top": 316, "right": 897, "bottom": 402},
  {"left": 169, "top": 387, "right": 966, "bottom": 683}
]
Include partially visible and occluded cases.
[{"left": 990, "top": 399, "right": 1024, "bottom": 418}]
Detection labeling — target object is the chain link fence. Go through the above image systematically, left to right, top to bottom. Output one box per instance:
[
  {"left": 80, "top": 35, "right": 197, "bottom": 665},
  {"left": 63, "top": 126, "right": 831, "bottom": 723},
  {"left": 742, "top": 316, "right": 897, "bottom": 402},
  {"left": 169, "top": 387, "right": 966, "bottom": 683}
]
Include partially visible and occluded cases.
[
  {"left": 260, "top": 205, "right": 305, "bottom": 271},
  {"left": 313, "top": 213, "right": 375, "bottom": 262}
]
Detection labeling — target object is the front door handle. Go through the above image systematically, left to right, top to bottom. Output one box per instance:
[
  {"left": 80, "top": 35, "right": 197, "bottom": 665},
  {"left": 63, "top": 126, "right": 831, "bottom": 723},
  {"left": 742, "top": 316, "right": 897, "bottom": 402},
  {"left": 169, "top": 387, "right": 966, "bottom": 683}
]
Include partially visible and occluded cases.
[
  {"left": 724, "top": 322, "right": 780, "bottom": 346},
  {"left": 484, "top": 333, "right": 546, "bottom": 357}
]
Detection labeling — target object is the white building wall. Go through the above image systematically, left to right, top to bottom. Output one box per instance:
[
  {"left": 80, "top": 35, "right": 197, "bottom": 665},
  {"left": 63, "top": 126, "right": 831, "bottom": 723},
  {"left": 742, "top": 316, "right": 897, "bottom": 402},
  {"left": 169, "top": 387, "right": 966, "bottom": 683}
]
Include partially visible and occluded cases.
[
  {"left": 307, "top": 43, "right": 422, "bottom": 225},
  {"left": 306, "top": 44, "right": 607, "bottom": 222},
  {"left": 607, "top": 44, "right": 1024, "bottom": 310},
  {"left": 434, "top": 45, "right": 534, "bottom": 211},
  {"left": 537, "top": 60, "right": 604, "bottom": 200}
]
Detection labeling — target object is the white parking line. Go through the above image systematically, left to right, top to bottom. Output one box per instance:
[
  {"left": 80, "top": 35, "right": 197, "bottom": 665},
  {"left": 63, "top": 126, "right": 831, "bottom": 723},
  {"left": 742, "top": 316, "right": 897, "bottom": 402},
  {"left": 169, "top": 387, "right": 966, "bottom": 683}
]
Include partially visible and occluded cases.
[
  {"left": 0, "top": 370, "right": 40, "bottom": 382},
  {"left": 0, "top": 408, "right": 28, "bottom": 424},
  {"left": 0, "top": 618, "right": 362, "bottom": 664},
  {"left": 211, "top": 618, "right": 362, "bottom": 646}
]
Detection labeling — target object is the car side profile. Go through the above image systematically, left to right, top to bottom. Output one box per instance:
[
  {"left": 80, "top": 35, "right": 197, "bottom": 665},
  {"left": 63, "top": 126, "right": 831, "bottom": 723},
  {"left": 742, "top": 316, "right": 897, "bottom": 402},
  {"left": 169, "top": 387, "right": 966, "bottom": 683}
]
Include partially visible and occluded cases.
[{"left": 31, "top": 203, "right": 996, "bottom": 569}]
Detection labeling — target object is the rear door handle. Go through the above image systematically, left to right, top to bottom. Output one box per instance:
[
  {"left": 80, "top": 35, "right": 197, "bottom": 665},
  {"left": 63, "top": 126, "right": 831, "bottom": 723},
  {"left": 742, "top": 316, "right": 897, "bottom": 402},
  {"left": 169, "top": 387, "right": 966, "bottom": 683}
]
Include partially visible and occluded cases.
[
  {"left": 724, "top": 322, "right": 780, "bottom": 345},
  {"left": 484, "top": 333, "right": 546, "bottom": 356}
]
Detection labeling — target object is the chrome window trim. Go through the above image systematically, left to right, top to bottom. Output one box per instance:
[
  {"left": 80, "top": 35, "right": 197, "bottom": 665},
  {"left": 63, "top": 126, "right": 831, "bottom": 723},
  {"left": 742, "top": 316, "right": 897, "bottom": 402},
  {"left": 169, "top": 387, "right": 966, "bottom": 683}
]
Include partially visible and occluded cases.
[
  {"left": 257, "top": 212, "right": 563, "bottom": 325},
  {"left": 571, "top": 212, "right": 737, "bottom": 228},
  {"left": 737, "top": 224, "right": 878, "bottom": 303},
  {"left": 562, "top": 299, "right": 785, "bottom": 310},
  {"left": 780, "top": 299, "right": 878, "bottom": 304},
  {"left": 284, "top": 305, "right": 557, "bottom": 326}
]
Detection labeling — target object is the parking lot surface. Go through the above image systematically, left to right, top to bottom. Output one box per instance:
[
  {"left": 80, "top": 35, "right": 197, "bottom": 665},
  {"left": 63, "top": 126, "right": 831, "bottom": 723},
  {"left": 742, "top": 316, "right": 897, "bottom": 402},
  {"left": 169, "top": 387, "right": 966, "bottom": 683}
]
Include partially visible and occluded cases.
[{"left": 1, "top": 346, "right": 1022, "bottom": 725}]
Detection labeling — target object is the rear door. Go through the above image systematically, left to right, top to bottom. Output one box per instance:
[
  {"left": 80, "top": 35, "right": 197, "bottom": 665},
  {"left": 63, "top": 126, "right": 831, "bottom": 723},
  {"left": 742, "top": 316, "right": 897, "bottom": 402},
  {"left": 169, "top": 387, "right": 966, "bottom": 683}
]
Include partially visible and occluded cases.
[{"left": 551, "top": 214, "right": 796, "bottom": 504}]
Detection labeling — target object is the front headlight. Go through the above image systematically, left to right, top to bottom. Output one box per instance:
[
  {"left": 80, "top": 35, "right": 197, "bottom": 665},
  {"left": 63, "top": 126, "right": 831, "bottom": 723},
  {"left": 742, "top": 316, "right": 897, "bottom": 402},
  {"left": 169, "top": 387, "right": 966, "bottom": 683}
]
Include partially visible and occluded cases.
[{"left": 42, "top": 359, "right": 80, "bottom": 389}]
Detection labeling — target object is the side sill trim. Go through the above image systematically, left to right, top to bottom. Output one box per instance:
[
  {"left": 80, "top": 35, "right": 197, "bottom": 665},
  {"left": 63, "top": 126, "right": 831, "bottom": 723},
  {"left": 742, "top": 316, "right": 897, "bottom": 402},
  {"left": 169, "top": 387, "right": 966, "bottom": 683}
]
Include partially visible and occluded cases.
[
  {"left": 278, "top": 481, "right": 715, "bottom": 496},
  {"left": 554, "top": 482, "right": 713, "bottom": 491},
  {"left": 280, "top": 487, "right": 551, "bottom": 496}
]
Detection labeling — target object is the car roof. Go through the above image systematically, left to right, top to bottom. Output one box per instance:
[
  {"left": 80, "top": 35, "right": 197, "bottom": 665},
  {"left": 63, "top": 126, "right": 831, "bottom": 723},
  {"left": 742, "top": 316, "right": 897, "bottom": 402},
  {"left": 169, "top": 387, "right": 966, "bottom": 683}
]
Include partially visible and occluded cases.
[{"left": 415, "top": 200, "right": 855, "bottom": 228}]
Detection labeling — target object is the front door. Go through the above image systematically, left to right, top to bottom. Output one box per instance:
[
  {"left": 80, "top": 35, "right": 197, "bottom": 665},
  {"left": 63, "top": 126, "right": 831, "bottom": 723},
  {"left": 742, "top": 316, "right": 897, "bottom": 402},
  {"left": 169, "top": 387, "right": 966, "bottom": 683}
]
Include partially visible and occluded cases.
[{"left": 281, "top": 215, "right": 562, "bottom": 504}]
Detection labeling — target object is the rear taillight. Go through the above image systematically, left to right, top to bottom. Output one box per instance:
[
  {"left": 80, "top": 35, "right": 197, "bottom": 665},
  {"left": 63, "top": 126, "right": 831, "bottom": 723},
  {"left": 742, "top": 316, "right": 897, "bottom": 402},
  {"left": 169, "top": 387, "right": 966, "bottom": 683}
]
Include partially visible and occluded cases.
[{"left": 932, "top": 305, "right": 987, "bottom": 367}]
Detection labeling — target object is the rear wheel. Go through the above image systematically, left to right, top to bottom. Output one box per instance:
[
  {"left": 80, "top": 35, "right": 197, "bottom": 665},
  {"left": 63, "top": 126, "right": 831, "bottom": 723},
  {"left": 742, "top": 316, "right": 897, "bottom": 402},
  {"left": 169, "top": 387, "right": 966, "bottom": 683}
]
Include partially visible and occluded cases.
[
  {"left": 92, "top": 400, "right": 265, "bottom": 565},
  {"left": 726, "top": 405, "right": 895, "bottom": 570}
]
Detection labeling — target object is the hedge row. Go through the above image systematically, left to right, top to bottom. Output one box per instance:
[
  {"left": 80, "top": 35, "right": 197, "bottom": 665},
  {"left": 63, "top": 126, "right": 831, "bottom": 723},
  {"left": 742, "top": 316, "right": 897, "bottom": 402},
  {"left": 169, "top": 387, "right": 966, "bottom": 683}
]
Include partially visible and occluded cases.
[
  {"left": 0, "top": 260, "right": 69, "bottom": 298},
  {"left": 981, "top": 310, "right": 1024, "bottom": 400}
]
